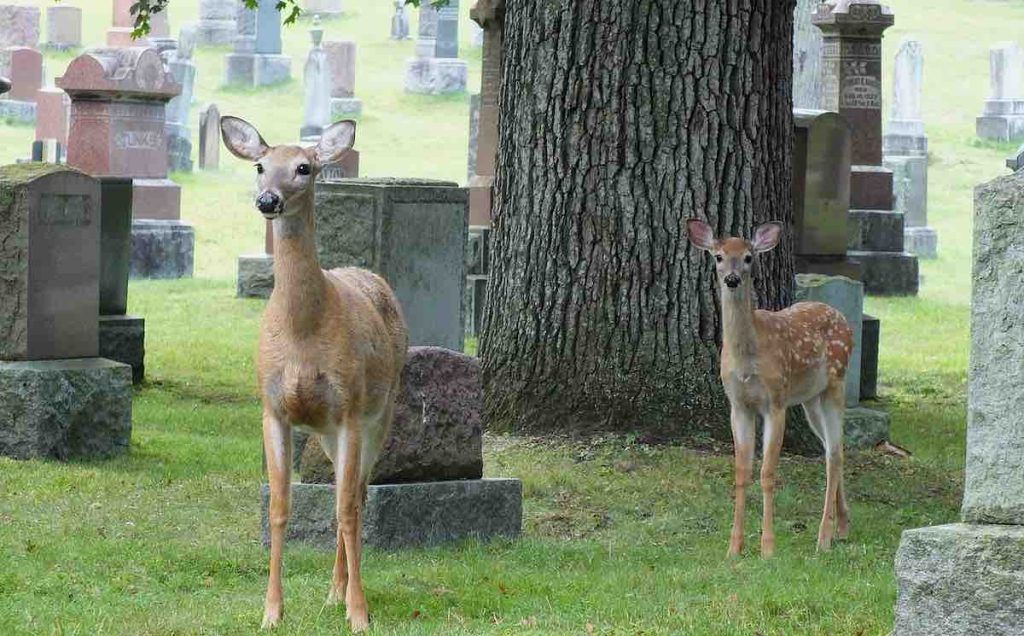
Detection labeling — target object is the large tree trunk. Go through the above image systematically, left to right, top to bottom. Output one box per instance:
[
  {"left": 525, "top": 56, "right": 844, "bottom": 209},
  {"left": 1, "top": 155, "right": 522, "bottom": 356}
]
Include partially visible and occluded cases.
[{"left": 481, "top": 1, "right": 798, "bottom": 441}]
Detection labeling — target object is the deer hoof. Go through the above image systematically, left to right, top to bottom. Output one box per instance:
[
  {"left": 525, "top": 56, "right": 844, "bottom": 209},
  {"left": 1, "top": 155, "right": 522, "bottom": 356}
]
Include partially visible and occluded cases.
[{"left": 261, "top": 605, "right": 283, "bottom": 630}]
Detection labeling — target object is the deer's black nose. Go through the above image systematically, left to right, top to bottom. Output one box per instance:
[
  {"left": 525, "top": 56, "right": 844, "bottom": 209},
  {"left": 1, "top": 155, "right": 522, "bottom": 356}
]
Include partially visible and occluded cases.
[
  {"left": 256, "top": 192, "right": 281, "bottom": 216},
  {"left": 724, "top": 273, "right": 741, "bottom": 289}
]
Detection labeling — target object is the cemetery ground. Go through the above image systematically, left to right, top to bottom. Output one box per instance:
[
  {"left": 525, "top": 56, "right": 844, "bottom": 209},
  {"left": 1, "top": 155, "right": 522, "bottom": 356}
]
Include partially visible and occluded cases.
[{"left": 0, "top": 0, "right": 1016, "bottom": 633}]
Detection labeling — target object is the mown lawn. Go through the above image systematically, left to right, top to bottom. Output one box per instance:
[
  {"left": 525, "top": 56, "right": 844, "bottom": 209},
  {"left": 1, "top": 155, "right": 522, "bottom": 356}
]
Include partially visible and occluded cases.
[{"left": 0, "top": 0, "right": 1019, "bottom": 633}]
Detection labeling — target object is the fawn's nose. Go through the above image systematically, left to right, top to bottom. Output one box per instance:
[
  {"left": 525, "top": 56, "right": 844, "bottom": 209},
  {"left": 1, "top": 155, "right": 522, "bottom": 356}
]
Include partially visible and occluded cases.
[
  {"left": 256, "top": 191, "right": 282, "bottom": 216},
  {"left": 724, "top": 273, "right": 741, "bottom": 289}
]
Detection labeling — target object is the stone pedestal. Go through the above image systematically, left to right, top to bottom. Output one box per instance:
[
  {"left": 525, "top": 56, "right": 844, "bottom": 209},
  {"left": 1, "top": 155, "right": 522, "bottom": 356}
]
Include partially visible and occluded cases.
[
  {"left": 405, "top": 57, "right": 468, "bottom": 95},
  {"left": 330, "top": 97, "right": 363, "bottom": 117},
  {"left": 893, "top": 170, "right": 1024, "bottom": 634},
  {"left": 315, "top": 179, "right": 468, "bottom": 351},
  {"left": 130, "top": 219, "right": 195, "bottom": 279},
  {"left": 237, "top": 253, "right": 274, "bottom": 299},
  {"left": 99, "top": 315, "right": 145, "bottom": 384},
  {"left": 0, "top": 358, "right": 132, "bottom": 460}
]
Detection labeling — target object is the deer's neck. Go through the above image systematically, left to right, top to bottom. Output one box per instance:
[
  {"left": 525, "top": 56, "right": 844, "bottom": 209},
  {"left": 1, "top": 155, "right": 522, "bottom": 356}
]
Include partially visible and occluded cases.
[
  {"left": 271, "top": 192, "right": 329, "bottom": 335},
  {"left": 721, "top": 285, "right": 758, "bottom": 373}
]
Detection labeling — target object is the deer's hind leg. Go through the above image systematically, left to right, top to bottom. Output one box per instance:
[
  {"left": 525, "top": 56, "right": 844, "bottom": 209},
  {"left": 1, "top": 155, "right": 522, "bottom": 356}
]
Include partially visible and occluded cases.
[
  {"left": 815, "top": 382, "right": 847, "bottom": 551},
  {"left": 320, "top": 433, "right": 348, "bottom": 606}
]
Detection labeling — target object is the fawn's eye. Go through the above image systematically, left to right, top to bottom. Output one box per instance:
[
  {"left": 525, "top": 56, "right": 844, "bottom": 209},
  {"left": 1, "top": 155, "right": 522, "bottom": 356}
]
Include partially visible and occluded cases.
[
  {"left": 297, "top": 163, "right": 311, "bottom": 176},
  {"left": 255, "top": 164, "right": 264, "bottom": 174},
  {"left": 715, "top": 254, "right": 723, "bottom": 263},
  {"left": 744, "top": 254, "right": 752, "bottom": 264}
]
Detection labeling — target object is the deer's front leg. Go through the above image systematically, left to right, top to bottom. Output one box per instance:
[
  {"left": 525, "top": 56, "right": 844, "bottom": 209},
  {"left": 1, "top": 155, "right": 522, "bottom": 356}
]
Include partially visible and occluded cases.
[
  {"left": 728, "top": 404, "right": 756, "bottom": 557},
  {"left": 760, "top": 406, "right": 786, "bottom": 558},
  {"left": 262, "top": 410, "right": 293, "bottom": 630},
  {"left": 336, "top": 414, "right": 370, "bottom": 632},
  {"left": 318, "top": 434, "right": 348, "bottom": 605}
]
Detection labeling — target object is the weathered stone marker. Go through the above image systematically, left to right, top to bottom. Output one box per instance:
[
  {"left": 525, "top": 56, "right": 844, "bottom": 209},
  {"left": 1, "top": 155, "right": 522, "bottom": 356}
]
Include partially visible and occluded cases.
[
  {"left": 197, "top": 0, "right": 239, "bottom": 46},
  {"left": 224, "top": 0, "right": 291, "bottom": 86},
  {"left": 303, "top": 0, "right": 343, "bottom": 18},
  {"left": 390, "top": 0, "right": 410, "bottom": 41},
  {"left": 793, "top": 0, "right": 824, "bottom": 110},
  {"left": 813, "top": 0, "right": 918, "bottom": 296},
  {"left": 405, "top": 1, "right": 467, "bottom": 94},
  {"left": 0, "top": 4, "right": 39, "bottom": 49},
  {"left": 46, "top": 5, "right": 82, "bottom": 50},
  {"left": 301, "top": 17, "right": 330, "bottom": 141},
  {"left": 164, "top": 26, "right": 198, "bottom": 173},
  {"left": 884, "top": 39, "right": 935, "bottom": 259},
  {"left": 324, "top": 40, "right": 362, "bottom": 117},
  {"left": 976, "top": 42, "right": 1024, "bottom": 142},
  {"left": 0, "top": 46, "right": 42, "bottom": 124},
  {"left": 198, "top": 103, "right": 221, "bottom": 170},
  {"left": 0, "top": 164, "right": 132, "bottom": 460},
  {"left": 893, "top": 169, "right": 1024, "bottom": 636},
  {"left": 262, "top": 347, "right": 522, "bottom": 550}
]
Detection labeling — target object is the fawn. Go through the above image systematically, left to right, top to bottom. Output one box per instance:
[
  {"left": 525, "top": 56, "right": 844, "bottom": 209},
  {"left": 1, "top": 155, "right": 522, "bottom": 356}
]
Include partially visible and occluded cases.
[
  {"left": 221, "top": 116, "right": 408, "bottom": 631},
  {"left": 686, "top": 219, "right": 853, "bottom": 557}
]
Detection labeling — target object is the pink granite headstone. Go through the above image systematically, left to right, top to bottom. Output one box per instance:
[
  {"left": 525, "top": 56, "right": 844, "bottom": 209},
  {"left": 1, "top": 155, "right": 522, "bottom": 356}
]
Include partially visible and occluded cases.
[
  {"left": 107, "top": 0, "right": 141, "bottom": 47},
  {"left": 0, "top": 5, "right": 40, "bottom": 49},
  {"left": 323, "top": 40, "right": 356, "bottom": 98},
  {"left": 3, "top": 47, "right": 42, "bottom": 103},
  {"left": 58, "top": 47, "right": 182, "bottom": 221},
  {"left": 35, "top": 87, "right": 70, "bottom": 144}
]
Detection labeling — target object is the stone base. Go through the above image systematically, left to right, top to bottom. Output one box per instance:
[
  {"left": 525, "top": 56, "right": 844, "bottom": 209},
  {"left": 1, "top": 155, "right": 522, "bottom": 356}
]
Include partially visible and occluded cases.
[
  {"left": 196, "top": 20, "right": 236, "bottom": 46},
  {"left": 224, "top": 52, "right": 255, "bottom": 86},
  {"left": 224, "top": 53, "right": 291, "bottom": 87},
  {"left": 405, "top": 57, "right": 468, "bottom": 95},
  {"left": 330, "top": 97, "right": 363, "bottom": 117},
  {"left": 0, "top": 99, "right": 36, "bottom": 125},
  {"left": 976, "top": 114, "right": 1024, "bottom": 142},
  {"left": 883, "top": 130, "right": 928, "bottom": 156},
  {"left": 884, "top": 154, "right": 928, "bottom": 230},
  {"left": 850, "top": 165, "right": 894, "bottom": 211},
  {"left": 132, "top": 178, "right": 181, "bottom": 221},
  {"left": 849, "top": 209, "right": 905, "bottom": 252},
  {"left": 130, "top": 220, "right": 195, "bottom": 280},
  {"left": 905, "top": 226, "right": 938, "bottom": 259},
  {"left": 848, "top": 250, "right": 919, "bottom": 296},
  {"left": 237, "top": 253, "right": 274, "bottom": 299},
  {"left": 99, "top": 315, "right": 145, "bottom": 385},
  {"left": 0, "top": 358, "right": 133, "bottom": 460},
  {"left": 844, "top": 406, "right": 889, "bottom": 449},
  {"left": 260, "top": 479, "right": 523, "bottom": 551},
  {"left": 894, "top": 523, "right": 1024, "bottom": 635}
]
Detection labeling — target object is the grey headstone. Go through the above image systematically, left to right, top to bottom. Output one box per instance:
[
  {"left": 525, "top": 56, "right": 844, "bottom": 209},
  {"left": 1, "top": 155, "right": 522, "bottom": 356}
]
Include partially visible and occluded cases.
[
  {"left": 197, "top": 0, "right": 239, "bottom": 46},
  {"left": 254, "top": 0, "right": 282, "bottom": 55},
  {"left": 390, "top": 0, "right": 410, "bottom": 40},
  {"left": 435, "top": 0, "right": 459, "bottom": 59},
  {"left": 792, "top": 0, "right": 823, "bottom": 109},
  {"left": 414, "top": 3, "right": 438, "bottom": 58},
  {"left": 46, "top": 5, "right": 82, "bottom": 50},
  {"left": 164, "top": 27, "right": 199, "bottom": 173},
  {"left": 888, "top": 39, "right": 925, "bottom": 137},
  {"left": 977, "top": 43, "right": 1024, "bottom": 141},
  {"left": 198, "top": 103, "right": 221, "bottom": 170},
  {"left": 0, "top": 165, "right": 100, "bottom": 361},
  {"left": 99, "top": 177, "right": 133, "bottom": 316},
  {"left": 314, "top": 179, "right": 468, "bottom": 351},
  {"left": 130, "top": 219, "right": 195, "bottom": 280},
  {"left": 236, "top": 254, "right": 274, "bottom": 298},
  {"left": 794, "top": 274, "right": 863, "bottom": 406},
  {"left": 860, "top": 314, "right": 879, "bottom": 400},
  {"left": 99, "top": 315, "right": 145, "bottom": 385},
  {"left": 260, "top": 479, "right": 523, "bottom": 551}
]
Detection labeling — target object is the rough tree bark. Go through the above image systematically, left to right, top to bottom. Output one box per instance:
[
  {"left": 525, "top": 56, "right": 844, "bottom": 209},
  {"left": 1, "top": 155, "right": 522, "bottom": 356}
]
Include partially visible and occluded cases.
[{"left": 481, "top": 1, "right": 799, "bottom": 443}]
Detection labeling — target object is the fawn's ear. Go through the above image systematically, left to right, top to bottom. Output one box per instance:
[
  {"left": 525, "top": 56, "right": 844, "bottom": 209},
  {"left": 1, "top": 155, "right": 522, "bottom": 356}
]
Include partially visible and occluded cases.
[
  {"left": 220, "top": 116, "right": 270, "bottom": 161},
  {"left": 314, "top": 120, "right": 356, "bottom": 165},
  {"left": 686, "top": 219, "right": 716, "bottom": 252},
  {"left": 752, "top": 222, "right": 783, "bottom": 253}
]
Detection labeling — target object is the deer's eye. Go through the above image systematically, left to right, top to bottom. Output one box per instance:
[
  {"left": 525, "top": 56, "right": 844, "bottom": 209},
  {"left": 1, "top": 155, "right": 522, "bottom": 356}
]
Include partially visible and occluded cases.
[
  {"left": 297, "top": 163, "right": 311, "bottom": 176},
  {"left": 255, "top": 164, "right": 264, "bottom": 174},
  {"left": 715, "top": 254, "right": 723, "bottom": 263},
  {"left": 744, "top": 254, "right": 752, "bottom": 264}
]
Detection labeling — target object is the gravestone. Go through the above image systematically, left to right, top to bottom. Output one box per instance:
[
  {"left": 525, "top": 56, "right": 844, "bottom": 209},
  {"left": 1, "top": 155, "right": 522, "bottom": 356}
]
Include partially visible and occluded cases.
[
  {"left": 106, "top": 0, "right": 139, "bottom": 47},
  {"left": 197, "top": 0, "right": 238, "bottom": 46},
  {"left": 224, "top": 0, "right": 291, "bottom": 86},
  {"left": 303, "top": 0, "right": 343, "bottom": 18},
  {"left": 390, "top": 0, "right": 410, "bottom": 40},
  {"left": 468, "top": 0, "right": 504, "bottom": 228},
  {"left": 793, "top": 0, "right": 823, "bottom": 109},
  {"left": 813, "top": 0, "right": 918, "bottom": 296},
  {"left": 405, "top": 1, "right": 467, "bottom": 95},
  {"left": 0, "top": 5, "right": 39, "bottom": 49},
  {"left": 46, "top": 5, "right": 82, "bottom": 50},
  {"left": 147, "top": 9, "right": 176, "bottom": 53},
  {"left": 300, "top": 17, "right": 330, "bottom": 140},
  {"left": 164, "top": 25, "right": 198, "bottom": 173},
  {"left": 884, "top": 39, "right": 935, "bottom": 259},
  {"left": 324, "top": 40, "right": 362, "bottom": 117},
  {"left": 976, "top": 42, "right": 1024, "bottom": 142},
  {"left": 0, "top": 46, "right": 40, "bottom": 124},
  {"left": 58, "top": 47, "right": 195, "bottom": 280},
  {"left": 34, "top": 87, "right": 70, "bottom": 162},
  {"left": 467, "top": 93, "right": 479, "bottom": 182},
  {"left": 198, "top": 103, "right": 220, "bottom": 170},
  {"left": 792, "top": 109, "right": 860, "bottom": 279},
  {"left": 0, "top": 164, "right": 132, "bottom": 460},
  {"left": 893, "top": 170, "right": 1024, "bottom": 635},
  {"left": 98, "top": 177, "right": 145, "bottom": 384},
  {"left": 315, "top": 179, "right": 468, "bottom": 351},
  {"left": 794, "top": 274, "right": 889, "bottom": 448},
  {"left": 860, "top": 314, "right": 880, "bottom": 400},
  {"left": 262, "top": 347, "right": 522, "bottom": 550}
]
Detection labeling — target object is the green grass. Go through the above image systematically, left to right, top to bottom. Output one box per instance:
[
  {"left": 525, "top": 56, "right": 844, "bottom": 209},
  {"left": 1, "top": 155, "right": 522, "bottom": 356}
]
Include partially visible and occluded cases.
[{"left": 0, "top": 0, "right": 1011, "bottom": 632}]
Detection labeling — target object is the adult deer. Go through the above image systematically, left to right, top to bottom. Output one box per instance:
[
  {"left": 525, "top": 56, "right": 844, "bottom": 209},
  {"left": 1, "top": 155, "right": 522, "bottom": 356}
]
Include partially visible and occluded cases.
[
  {"left": 221, "top": 116, "right": 408, "bottom": 631},
  {"left": 686, "top": 220, "right": 853, "bottom": 557}
]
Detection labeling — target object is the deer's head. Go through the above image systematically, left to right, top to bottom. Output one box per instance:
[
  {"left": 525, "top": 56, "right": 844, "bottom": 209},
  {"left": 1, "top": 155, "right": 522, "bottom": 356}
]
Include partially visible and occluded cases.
[
  {"left": 220, "top": 116, "right": 356, "bottom": 219},
  {"left": 686, "top": 219, "right": 782, "bottom": 292}
]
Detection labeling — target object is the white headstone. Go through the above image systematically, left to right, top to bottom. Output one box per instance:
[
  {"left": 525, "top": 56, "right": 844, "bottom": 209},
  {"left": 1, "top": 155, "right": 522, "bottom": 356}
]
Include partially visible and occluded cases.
[
  {"left": 792, "top": 0, "right": 823, "bottom": 109},
  {"left": 301, "top": 17, "right": 330, "bottom": 140},
  {"left": 889, "top": 38, "right": 924, "bottom": 137},
  {"left": 989, "top": 42, "right": 1023, "bottom": 101}
]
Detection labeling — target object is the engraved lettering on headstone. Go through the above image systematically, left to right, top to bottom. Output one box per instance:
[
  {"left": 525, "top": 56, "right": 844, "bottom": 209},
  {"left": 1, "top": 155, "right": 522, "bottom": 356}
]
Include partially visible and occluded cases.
[
  {"left": 115, "top": 130, "right": 162, "bottom": 150},
  {"left": 37, "top": 194, "right": 90, "bottom": 226}
]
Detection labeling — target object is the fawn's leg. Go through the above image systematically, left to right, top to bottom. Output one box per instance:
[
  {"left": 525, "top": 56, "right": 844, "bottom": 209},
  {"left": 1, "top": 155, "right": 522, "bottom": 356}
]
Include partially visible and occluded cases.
[
  {"left": 819, "top": 388, "right": 846, "bottom": 549},
  {"left": 729, "top": 404, "right": 756, "bottom": 557},
  {"left": 760, "top": 406, "right": 786, "bottom": 558},
  {"left": 262, "top": 411, "right": 293, "bottom": 629},
  {"left": 338, "top": 417, "right": 370, "bottom": 632},
  {"left": 320, "top": 434, "right": 348, "bottom": 605}
]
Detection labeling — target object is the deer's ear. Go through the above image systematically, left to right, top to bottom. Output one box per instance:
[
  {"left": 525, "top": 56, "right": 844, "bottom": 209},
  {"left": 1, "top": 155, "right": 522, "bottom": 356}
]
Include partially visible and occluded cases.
[
  {"left": 220, "top": 116, "right": 270, "bottom": 161},
  {"left": 315, "top": 120, "right": 356, "bottom": 165},
  {"left": 686, "top": 219, "right": 716, "bottom": 252},
  {"left": 752, "top": 222, "right": 783, "bottom": 254}
]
